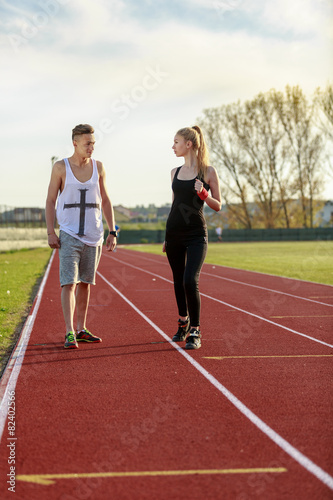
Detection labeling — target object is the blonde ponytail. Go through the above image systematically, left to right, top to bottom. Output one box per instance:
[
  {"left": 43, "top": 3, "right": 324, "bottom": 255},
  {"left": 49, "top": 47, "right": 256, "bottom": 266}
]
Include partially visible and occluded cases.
[{"left": 192, "top": 125, "right": 209, "bottom": 181}]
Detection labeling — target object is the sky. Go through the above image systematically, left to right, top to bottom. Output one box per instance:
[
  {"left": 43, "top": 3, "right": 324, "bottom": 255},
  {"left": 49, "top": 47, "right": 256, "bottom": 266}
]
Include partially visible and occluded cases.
[{"left": 0, "top": 0, "right": 332, "bottom": 210}]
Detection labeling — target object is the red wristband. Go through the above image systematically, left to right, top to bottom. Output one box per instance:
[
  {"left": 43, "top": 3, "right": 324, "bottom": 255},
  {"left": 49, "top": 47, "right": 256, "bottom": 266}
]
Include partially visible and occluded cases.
[{"left": 197, "top": 187, "right": 209, "bottom": 200}]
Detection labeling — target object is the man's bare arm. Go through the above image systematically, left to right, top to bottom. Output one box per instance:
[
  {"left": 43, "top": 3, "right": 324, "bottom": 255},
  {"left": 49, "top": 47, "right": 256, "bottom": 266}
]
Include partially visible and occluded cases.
[
  {"left": 45, "top": 161, "right": 63, "bottom": 248},
  {"left": 98, "top": 162, "right": 116, "bottom": 252}
]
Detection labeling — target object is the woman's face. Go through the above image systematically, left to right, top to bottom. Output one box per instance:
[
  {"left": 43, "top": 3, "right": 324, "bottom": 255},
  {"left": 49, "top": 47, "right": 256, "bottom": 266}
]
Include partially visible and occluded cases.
[{"left": 172, "top": 134, "right": 191, "bottom": 157}]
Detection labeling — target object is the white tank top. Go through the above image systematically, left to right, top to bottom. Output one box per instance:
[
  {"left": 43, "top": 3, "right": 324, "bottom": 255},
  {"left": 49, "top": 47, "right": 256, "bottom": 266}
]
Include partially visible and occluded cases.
[{"left": 56, "top": 158, "right": 103, "bottom": 246}]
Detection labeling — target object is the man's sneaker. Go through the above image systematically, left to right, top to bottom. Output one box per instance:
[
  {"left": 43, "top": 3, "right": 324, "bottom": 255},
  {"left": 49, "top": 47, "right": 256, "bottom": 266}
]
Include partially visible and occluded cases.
[
  {"left": 172, "top": 318, "right": 190, "bottom": 342},
  {"left": 185, "top": 328, "right": 201, "bottom": 350},
  {"left": 76, "top": 329, "right": 102, "bottom": 343},
  {"left": 64, "top": 331, "right": 78, "bottom": 349}
]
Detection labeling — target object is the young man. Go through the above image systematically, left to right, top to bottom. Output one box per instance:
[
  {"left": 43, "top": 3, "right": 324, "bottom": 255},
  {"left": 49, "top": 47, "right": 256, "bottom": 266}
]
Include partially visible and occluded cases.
[{"left": 45, "top": 124, "right": 118, "bottom": 349}]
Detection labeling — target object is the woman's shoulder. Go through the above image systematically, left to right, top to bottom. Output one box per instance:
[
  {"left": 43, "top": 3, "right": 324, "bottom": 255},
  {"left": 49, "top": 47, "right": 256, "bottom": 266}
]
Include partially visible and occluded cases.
[
  {"left": 206, "top": 165, "right": 218, "bottom": 180},
  {"left": 207, "top": 165, "right": 217, "bottom": 174},
  {"left": 170, "top": 166, "right": 181, "bottom": 181}
]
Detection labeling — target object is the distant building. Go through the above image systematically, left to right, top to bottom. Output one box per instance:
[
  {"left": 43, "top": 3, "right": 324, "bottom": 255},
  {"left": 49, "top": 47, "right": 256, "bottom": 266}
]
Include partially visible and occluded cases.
[
  {"left": 316, "top": 200, "right": 333, "bottom": 227},
  {"left": 114, "top": 205, "right": 132, "bottom": 220},
  {"left": 157, "top": 206, "right": 170, "bottom": 219},
  {"left": 0, "top": 207, "right": 45, "bottom": 223}
]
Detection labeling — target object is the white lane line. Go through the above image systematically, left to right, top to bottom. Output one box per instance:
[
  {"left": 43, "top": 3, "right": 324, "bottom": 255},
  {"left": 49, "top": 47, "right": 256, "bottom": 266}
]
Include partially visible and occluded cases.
[
  {"left": 117, "top": 248, "right": 333, "bottom": 292},
  {"left": 0, "top": 251, "right": 55, "bottom": 442},
  {"left": 111, "top": 251, "right": 333, "bottom": 308},
  {"left": 103, "top": 255, "right": 333, "bottom": 349},
  {"left": 97, "top": 270, "right": 333, "bottom": 492},
  {"left": 202, "top": 272, "right": 333, "bottom": 308},
  {"left": 200, "top": 292, "right": 333, "bottom": 349}
]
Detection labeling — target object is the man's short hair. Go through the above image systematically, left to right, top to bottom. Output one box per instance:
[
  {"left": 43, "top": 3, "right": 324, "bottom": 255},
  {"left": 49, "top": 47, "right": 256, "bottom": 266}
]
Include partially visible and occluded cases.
[{"left": 72, "top": 124, "right": 94, "bottom": 141}]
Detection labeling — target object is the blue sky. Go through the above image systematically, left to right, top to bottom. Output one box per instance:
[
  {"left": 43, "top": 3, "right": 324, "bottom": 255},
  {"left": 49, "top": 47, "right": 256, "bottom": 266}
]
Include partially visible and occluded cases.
[{"left": 0, "top": 0, "right": 332, "bottom": 209}]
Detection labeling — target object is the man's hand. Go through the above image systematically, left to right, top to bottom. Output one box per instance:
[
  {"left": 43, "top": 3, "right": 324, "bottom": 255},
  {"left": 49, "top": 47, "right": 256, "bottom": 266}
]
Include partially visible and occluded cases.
[
  {"left": 48, "top": 233, "right": 60, "bottom": 249},
  {"left": 106, "top": 234, "right": 117, "bottom": 252}
]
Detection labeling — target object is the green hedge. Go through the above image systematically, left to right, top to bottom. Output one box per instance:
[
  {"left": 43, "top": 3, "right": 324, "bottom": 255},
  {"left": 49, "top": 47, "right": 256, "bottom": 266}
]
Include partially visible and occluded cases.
[
  {"left": 105, "top": 227, "right": 333, "bottom": 244},
  {"left": 216, "top": 227, "right": 333, "bottom": 241}
]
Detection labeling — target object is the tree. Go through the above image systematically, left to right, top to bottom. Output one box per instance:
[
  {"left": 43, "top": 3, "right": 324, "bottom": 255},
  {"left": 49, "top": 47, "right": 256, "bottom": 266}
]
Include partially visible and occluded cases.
[
  {"left": 315, "top": 83, "right": 333, "bottom": 178},
  {"left": 315, "top": 83, "right": 333, "bottom": 139},
  {"left": 200, "top": 85, "right": 328, "bottom": 229},
  {"left": 271, "top": 86, "right": 325, "bottom": 228},
  {"left": 230, "top": 92, "right": 292, "bottom": 228},
  {"left": 200, "top": 93, "right": 292, "bottom": 228},
  {"left": 199, "top": 103, "right": 253, "bottom": 228}
]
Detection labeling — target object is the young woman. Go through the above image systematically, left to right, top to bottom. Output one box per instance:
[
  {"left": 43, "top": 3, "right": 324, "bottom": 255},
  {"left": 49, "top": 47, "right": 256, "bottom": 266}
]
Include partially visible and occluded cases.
[{"left": 163, "top": 126, "right": 222, "bottom": 349}]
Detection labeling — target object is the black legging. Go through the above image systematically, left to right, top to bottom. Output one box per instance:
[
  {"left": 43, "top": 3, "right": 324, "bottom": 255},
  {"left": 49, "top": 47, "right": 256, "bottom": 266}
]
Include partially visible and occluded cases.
[{"left": 166, "top": 236, "right": 207, "bottom": 326}]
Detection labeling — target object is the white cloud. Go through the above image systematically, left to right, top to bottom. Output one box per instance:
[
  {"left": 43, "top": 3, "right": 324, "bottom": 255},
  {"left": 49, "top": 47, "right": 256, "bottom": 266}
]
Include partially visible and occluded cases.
[
  {"left": 0, "top": 0, "right": 332, "bottom": 208},
  {"left": 185, "top": 0, "right": 242, "bottom": 13},
  {"left": 261, "top": 0, "right": 332, "bottom": 36}
]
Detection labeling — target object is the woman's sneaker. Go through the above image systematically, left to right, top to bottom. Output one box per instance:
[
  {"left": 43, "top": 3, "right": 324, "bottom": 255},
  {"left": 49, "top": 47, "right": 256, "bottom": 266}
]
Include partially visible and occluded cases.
[
  {"left": 172, "top": 318, "right": 190, "bottom": 342},
  {"left": 185, "top": 328, "right": 201, "bottom": 350},
  {"left": 64, "top": 331, "right": 78, "bottom": 349}
]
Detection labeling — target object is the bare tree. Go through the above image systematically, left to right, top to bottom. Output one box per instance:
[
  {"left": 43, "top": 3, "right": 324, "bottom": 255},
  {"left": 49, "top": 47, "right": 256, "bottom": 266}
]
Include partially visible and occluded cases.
[
  {"left": 315, "top": 83, "right": 333, "bottom": 178},
  {"left": 315, "top": 83, "right": 333, "bottom": 138},
  {"left": 200, "top": 85, "right": 327, "bottom": 229},
  {"left": 271, "top": 86, "right": 325, "bottom": 228},
  {"left": 230, "top": 93, "right": 292, "bottom": 228},
  {"left": 200, "top": 94, "right": 292, "bottom": 228},
  {"left": 199, "top": 103, "right": 253, "bottom": 228}
]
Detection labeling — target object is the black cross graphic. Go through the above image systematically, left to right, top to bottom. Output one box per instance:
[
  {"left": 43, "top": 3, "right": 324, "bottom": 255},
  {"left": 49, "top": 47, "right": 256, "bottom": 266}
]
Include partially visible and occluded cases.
[{"left": 64, "top": 189, "right": 100, "bottom": 236}]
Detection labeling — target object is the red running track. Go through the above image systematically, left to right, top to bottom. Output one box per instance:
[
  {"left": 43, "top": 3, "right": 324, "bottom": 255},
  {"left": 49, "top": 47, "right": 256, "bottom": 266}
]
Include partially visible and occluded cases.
[{"left": 0, "top": 247, "right": 332, "bottom": 500}]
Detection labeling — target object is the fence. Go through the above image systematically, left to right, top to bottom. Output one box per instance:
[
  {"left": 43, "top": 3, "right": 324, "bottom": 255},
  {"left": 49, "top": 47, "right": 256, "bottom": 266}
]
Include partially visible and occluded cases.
[
  {"left": 0, "top": 205, "right": 46, "bottom": 227},
  {"left": 1, "top": 227, "right": 332, "bottom": 252},
  {"left": 108, "top": 227, "right": 333, "bottom": 245},
  {"left": 215, "top": 227, "right": 333, "bottom": 242}
]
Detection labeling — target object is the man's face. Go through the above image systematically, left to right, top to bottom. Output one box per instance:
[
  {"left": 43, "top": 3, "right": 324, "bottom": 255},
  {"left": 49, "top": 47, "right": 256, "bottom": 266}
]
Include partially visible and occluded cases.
[{"left": 74, "top": 133, "right": 95, "bottom": 158}]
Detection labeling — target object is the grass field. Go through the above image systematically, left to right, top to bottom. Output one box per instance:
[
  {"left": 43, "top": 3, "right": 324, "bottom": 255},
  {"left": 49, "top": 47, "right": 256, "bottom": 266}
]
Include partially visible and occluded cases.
[
  {"left": 123, "top": 241, "right": 333, "bottom": 286},
  {"left": 0, "top": 247, "right": 52, "bottom": 375}
]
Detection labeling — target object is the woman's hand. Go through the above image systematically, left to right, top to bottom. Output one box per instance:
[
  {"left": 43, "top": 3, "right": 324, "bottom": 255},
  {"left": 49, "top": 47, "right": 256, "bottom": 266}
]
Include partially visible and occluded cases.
[
  {"left": 194, "top": 178, "right": 204, "bottom": 194},
  {"left": 195, "top": 178, "right": 209, "bottom": 201}
]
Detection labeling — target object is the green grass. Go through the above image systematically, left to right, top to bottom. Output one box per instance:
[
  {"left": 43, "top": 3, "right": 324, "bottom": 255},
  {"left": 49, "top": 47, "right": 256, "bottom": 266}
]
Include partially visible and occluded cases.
[
  {"left": 122, "top": 241, "right": 333, "bottom": 285},
  {"left": 0, "top": 248, "right": 52, "bottom": 375}
]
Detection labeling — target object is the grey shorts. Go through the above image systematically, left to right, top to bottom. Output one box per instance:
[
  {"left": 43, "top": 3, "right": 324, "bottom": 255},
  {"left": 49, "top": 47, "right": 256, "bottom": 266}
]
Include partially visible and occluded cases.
[{"left": 59, "top": 230, "right": 102, "bottom": 286}]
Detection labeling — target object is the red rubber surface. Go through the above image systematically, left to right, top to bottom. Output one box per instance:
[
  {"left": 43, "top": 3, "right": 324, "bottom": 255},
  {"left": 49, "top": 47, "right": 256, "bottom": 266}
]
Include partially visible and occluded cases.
[{"left": 0, "top": 247, "right": 332, "bottom": 499}]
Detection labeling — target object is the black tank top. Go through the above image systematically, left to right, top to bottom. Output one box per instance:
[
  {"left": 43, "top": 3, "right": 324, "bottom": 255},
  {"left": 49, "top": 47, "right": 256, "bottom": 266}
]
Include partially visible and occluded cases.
[{"left": 166, "top": 166, "right": 210, "bottom": 239}]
